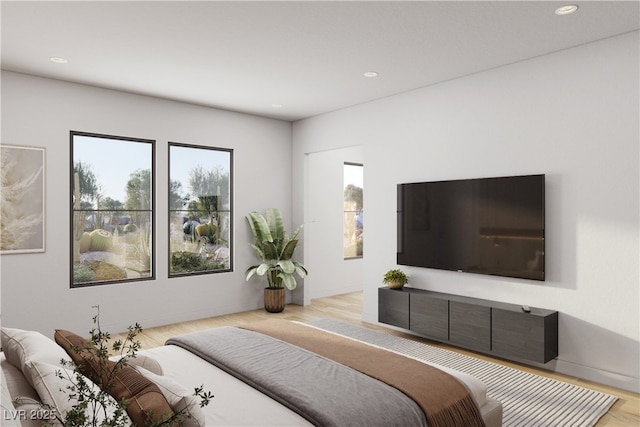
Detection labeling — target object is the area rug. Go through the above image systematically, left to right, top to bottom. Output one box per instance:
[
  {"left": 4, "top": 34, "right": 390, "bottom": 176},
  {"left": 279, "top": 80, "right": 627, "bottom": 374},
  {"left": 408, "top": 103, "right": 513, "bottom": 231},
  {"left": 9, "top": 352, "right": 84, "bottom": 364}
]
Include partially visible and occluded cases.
[{"left": 306, "top": 318, "right": 618, "bottom": 427}]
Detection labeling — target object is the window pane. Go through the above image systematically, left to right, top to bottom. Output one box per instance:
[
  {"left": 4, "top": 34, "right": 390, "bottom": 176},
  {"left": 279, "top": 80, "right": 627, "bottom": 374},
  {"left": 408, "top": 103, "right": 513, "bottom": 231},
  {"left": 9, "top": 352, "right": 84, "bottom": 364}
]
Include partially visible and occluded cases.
[
  {"left": 71, "top": 133, "right": 154, "bottom": 287},
  {"left": 169, "top": 143, "right": 232, "bottom": 276},
  {"left": 344, "top": 163, "right": 363, "bottom": 259}
]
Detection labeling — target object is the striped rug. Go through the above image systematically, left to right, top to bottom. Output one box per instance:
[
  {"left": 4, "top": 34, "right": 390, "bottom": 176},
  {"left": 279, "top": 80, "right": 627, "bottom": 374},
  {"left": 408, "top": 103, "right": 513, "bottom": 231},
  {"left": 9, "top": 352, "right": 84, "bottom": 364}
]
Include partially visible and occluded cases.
[{"left": 307, "top": 318, "right": 618, "bottom": 427}]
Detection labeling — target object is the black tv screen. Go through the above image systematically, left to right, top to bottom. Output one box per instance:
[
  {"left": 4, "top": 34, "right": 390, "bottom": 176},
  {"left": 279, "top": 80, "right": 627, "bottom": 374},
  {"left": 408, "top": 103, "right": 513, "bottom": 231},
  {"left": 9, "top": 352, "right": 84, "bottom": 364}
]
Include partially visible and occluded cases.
[{"left": 397, "top": 174, "right": 545, "bottom": 281}]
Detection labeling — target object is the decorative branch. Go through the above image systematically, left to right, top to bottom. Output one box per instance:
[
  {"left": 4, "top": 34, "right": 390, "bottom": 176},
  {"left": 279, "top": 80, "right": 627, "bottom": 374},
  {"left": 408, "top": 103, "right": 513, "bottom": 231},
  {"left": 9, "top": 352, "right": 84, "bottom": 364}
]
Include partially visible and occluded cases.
[{"left": 42, "top": 306, "right": 213, "bottom": 426}]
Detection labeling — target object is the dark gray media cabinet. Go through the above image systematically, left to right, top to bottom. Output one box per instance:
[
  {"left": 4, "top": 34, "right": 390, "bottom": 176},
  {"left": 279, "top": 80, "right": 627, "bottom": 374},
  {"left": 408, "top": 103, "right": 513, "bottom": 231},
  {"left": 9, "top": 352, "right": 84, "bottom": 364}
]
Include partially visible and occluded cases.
[{"left": 379, "top": 287, "right": 558, "bottom": 364}]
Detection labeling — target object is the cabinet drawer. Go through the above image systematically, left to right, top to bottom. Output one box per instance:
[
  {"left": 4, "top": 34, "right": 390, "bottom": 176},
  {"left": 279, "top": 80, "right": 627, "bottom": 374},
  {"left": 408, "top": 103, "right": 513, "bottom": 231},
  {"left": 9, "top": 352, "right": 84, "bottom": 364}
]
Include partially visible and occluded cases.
[
  {"left": 378, "top": 288, "right": 409, "bottom": 329},
  {"left": 410, "top": 293, "right": 448, "bottom": 340},
  {"left": 450, "top": 301, "right": 491, "bottom": 352},
  {"left": 492, "top": 308, "right": 558, "bottom": 363}
]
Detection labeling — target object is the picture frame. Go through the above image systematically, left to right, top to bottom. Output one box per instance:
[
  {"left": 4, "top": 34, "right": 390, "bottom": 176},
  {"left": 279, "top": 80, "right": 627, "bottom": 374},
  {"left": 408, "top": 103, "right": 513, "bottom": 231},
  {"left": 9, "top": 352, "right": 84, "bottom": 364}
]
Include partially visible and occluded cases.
[{"left": 0, "top": 144, "right": 46, "bottom": 254}]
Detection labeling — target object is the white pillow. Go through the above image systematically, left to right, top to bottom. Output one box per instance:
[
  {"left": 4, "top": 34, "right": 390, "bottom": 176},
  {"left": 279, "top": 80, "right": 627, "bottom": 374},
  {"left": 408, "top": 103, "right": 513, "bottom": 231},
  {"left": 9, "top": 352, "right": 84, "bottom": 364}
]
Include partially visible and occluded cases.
[
  {"left": 1, "top": 328, "right": 70, "bottom": 388},
  {"left": 109, "top": 353, "right": 164, "bottom": 376},
  {"left": 1, "top": 358, "right": 40, "bottom": 402},
  {"left": 29, "top": 361, "right": 132, "bottom": 426},
  {"left": 135, "top": 366, "right": 206, "bottom": 427},
  {"left": 1, "top": 369, "right": 22, "bottom": 427},
  {"left": 10, "top": 397, "right": 44, "bottom": 427}
]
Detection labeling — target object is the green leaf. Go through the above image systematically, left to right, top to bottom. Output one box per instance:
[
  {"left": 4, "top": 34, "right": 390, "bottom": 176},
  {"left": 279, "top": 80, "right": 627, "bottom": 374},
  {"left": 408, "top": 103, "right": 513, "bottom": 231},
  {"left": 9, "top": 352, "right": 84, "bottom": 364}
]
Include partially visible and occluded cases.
[
  {"left": 265, "top": 208, "right": 285, "bottom": 241},
  {"left": 246, "top": 212, "right": 273, "bottom": 243},
  {"left": 290, "top": 223, "right": 303, "bottom": 241},
  {"left": 280, "top": 239, "right": 298, "bottom": 260},
  {"left": 261, "top": 241, "right": 279, "bottom": 260},
  {"left": 278, "top": 259, "right": 295, "bottom": 274},
  {"left": 293, "top": 261, "right": 308, "bottom": 278},
  {"left": 256, "top": 263, "right": 271, "bottom": 276},
  {"left": 245, "top": 266, "right": 259, "bottom": 280},
  {"left": 279, "top": 273, "right": 297, "bottom": 290}
]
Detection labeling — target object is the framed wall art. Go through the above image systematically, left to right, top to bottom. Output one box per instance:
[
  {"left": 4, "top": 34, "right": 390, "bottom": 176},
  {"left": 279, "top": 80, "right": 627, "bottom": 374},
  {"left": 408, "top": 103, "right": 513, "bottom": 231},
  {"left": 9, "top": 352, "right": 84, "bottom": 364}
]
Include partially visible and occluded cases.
[{"left": 0, "top": 144, "right": 46, "bottom": 254}]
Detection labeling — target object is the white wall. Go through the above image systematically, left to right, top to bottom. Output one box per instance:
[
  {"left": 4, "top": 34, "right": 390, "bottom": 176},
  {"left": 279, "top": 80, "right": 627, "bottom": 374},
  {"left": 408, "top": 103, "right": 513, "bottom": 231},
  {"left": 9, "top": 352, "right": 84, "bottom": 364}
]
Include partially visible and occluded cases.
[
  {"left": 292, "top": 32, "right": 640, "bottom": 392},
  {"left": 0, "top": 71, "right": 293, "bottom": 335}
]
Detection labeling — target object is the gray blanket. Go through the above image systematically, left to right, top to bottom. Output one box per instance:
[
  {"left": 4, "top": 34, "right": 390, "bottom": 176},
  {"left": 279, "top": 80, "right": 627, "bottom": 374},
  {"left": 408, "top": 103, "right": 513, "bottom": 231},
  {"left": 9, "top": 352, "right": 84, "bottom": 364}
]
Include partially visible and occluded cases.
[{"left": 166, "top": 326, "right": 427, "bottom": 427}]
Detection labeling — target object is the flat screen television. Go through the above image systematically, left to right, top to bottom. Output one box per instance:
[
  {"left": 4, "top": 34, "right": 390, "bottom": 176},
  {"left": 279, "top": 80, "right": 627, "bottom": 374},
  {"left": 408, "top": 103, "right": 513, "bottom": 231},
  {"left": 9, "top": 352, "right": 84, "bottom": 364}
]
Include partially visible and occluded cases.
[{"left": 397, "top": 174, "right": 545, "bottom": 281}]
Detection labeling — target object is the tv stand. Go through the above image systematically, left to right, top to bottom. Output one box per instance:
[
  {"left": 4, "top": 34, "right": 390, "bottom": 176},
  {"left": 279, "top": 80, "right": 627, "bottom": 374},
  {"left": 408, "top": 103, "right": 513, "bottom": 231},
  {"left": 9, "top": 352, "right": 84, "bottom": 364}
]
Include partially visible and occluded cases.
[{"left": 378, "top": 287, "right": 558, "bottom": 363}]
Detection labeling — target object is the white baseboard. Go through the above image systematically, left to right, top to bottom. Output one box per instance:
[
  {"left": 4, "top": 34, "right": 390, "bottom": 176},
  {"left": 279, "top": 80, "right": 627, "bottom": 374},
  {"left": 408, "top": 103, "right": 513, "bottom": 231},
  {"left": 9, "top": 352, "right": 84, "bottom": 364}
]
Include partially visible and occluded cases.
[
  {"left": 311, "top": 283, "right": 363, "bottom": 300},
  {"left": 553, "top": 360, "right": 639, "bottom": 394}
]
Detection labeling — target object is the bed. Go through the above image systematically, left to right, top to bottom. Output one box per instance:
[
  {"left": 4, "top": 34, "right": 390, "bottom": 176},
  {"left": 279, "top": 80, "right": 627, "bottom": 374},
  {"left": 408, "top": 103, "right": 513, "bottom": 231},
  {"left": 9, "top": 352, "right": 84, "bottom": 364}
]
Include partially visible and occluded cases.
[{"left": 1, "top": 320, "right": 502, "bottom": 426}]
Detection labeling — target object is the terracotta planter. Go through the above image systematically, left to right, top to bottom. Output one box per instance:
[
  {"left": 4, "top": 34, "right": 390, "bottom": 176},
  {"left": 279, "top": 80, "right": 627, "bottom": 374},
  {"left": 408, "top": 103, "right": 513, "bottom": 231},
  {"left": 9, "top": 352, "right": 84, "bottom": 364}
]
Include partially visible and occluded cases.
[{"left": 264, "top": 287, "right": 286, "bottom": 313}]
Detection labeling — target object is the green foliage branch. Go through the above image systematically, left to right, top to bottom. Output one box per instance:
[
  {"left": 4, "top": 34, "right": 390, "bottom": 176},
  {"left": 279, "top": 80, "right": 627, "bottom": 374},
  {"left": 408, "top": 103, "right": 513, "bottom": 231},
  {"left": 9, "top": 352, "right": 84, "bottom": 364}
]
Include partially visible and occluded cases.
[{"left": 40, "top": 306, "right": 213, "bottom": 427}]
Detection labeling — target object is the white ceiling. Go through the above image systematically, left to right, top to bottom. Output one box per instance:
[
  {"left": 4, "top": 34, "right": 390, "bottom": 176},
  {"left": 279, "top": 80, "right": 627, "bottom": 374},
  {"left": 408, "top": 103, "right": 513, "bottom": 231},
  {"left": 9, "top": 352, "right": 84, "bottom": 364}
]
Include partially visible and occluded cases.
[{"left": 2, "top": 1, "right": 638, "bottom": 122}]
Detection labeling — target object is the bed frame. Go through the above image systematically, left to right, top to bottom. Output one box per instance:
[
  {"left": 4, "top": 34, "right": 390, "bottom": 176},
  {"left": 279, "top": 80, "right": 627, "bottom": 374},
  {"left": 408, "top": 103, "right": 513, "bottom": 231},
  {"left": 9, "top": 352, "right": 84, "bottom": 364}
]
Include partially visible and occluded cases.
[{"left": 1, "top": 322, "right": 502, "bottom": 426}]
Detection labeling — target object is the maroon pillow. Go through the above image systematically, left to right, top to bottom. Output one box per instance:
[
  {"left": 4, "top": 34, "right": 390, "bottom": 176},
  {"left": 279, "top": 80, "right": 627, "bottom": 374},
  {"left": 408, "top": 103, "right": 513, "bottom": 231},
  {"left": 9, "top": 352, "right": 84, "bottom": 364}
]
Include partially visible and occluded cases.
[{"left": 55, "top": 329, "right": 175, "bottom": 426}]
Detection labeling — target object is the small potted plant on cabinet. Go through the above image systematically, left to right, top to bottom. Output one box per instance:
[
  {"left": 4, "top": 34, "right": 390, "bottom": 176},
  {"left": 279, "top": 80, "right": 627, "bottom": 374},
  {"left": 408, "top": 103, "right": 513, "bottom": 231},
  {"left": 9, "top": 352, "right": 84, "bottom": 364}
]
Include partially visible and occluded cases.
[
  {"left": 246, "top": 208, "right": 308, "bottom": 313},
  {"left": 383, "top": 269, "right": 408, "bottom": 289}
]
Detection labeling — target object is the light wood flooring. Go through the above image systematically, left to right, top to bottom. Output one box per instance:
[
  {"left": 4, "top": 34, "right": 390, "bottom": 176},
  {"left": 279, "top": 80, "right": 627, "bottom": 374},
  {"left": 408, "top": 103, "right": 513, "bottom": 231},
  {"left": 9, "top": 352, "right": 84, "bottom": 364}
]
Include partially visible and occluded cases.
[{"left": 114, "top": 291, "right": 639, "bottom": 426}]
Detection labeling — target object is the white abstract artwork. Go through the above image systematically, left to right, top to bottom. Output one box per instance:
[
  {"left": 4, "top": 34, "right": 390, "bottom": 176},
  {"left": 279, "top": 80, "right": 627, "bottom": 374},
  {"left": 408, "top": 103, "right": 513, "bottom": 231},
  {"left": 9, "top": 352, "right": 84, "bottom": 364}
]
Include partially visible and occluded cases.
[{"left": 1, "top": 144, "right": 45, "bottom": 254}]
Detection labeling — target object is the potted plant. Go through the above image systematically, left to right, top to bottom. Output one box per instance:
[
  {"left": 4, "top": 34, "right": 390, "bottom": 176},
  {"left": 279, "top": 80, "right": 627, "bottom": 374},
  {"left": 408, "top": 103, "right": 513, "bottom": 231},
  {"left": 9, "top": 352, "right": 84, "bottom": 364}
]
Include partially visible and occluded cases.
[
  {"left": 246, "top": 208, "right": 308, "bottom": 313},
  {"left": 383, "top": 269, "right": 408, "bottom": 289}
]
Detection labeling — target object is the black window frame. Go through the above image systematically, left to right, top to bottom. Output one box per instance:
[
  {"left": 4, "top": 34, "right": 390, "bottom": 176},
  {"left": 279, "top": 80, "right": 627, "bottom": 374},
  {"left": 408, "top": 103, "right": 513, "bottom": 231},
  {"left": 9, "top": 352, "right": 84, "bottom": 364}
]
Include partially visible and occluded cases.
[
  {"left": 70, "top": 131, "right": 156, "bottom": 288},
  {"left": 168, "top": 142, "right": 233, "bottom": 277},
  {"left": 343, "top": 161, "right": 364, "bottom": 260}
]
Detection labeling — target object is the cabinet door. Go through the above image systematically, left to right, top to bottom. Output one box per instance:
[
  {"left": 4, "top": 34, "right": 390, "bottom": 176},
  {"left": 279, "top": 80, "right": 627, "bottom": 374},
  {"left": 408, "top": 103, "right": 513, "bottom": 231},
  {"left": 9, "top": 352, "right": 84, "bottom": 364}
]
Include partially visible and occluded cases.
[
  {"left": 378, "top": 288, "right": 409, "bottom": 329},
  {"left": 410, "top": 293, "right": 448, "bottom": 340},
  {"left": 449, "top": 301, "right": 491, "bottom": 352},
  {"left": 492, "top": 308, "right": 558, "bottom": 363}
]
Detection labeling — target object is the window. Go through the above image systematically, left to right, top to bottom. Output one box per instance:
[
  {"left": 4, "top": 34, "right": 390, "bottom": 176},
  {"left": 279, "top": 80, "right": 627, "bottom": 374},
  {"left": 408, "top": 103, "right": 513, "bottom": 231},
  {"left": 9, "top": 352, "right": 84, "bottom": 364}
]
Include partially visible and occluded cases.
[
  {"left": 71, "top": 132, "right": 155, "bottom": 287},
  {"left": 168, "top": 143, "right": 232, "bottom": 276},
  {"left": 343, "top": 162, "right": 363, "bottom": 259}
]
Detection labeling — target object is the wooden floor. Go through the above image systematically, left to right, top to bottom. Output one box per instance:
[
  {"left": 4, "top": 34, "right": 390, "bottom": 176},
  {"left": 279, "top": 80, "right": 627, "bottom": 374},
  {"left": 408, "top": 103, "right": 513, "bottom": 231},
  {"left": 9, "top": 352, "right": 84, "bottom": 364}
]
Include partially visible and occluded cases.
[{"left": 115, "top": 291, "right": 639, "bottom": 426}]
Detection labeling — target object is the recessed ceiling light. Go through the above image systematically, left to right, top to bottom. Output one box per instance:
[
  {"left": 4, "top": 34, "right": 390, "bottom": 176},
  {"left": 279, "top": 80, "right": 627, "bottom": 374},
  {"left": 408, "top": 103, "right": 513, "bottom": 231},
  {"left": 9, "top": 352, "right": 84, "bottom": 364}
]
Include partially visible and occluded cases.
[
  {"left": 555, "top": 5, "right": 579, "bottom": 15},
  {"left": 49, "top": 57, "right": 68, "bottom": 64},
  {"left": 363, "top": 71, "right": 378, "bottom": 78},
  {"left": 271, "top": 104, "right": 283, "bottom": 108}
]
